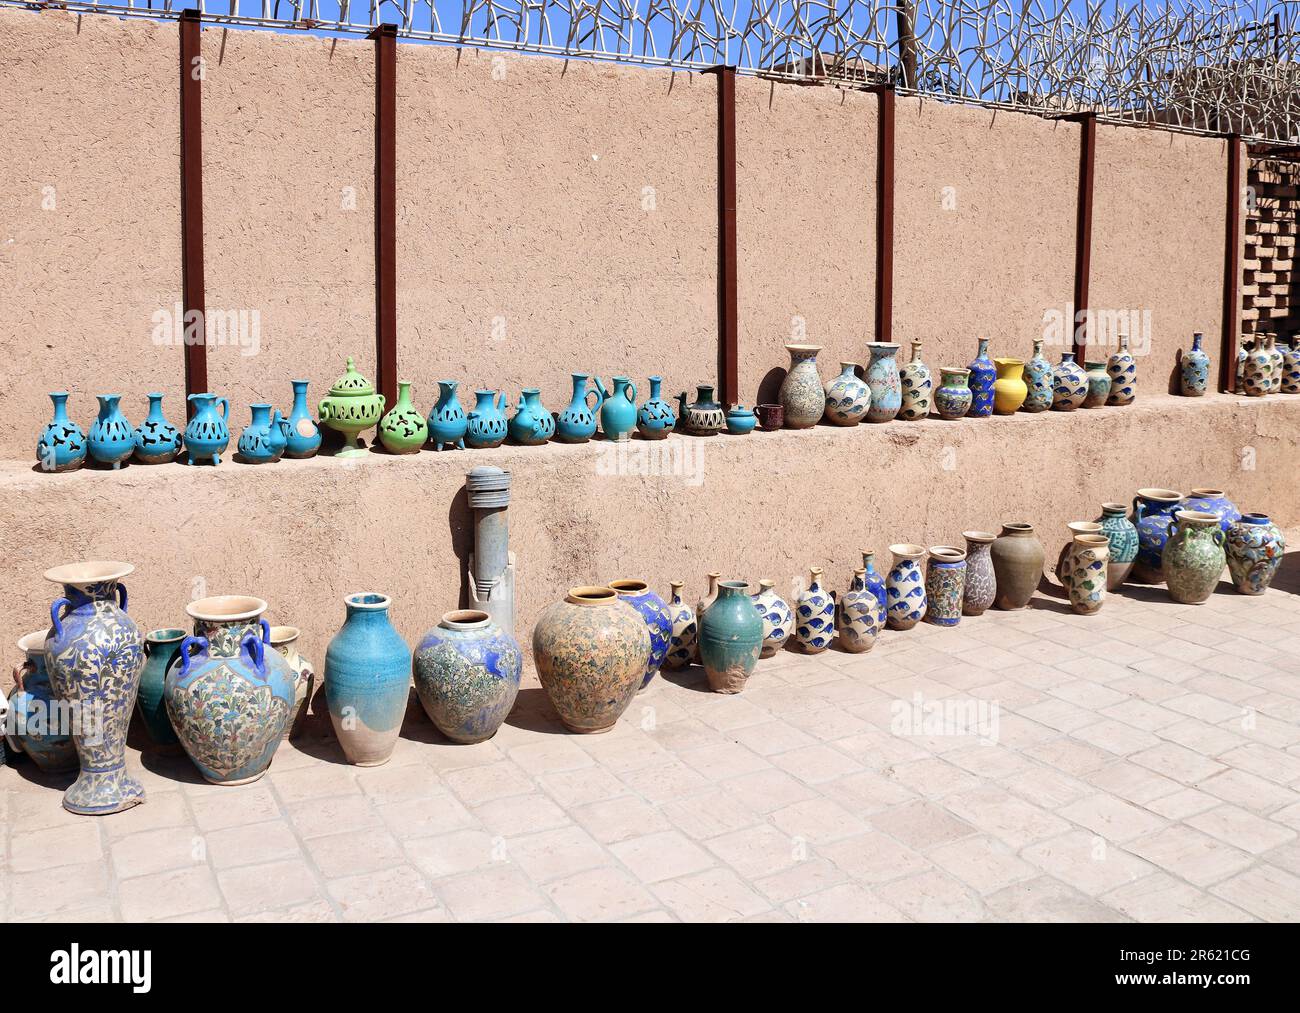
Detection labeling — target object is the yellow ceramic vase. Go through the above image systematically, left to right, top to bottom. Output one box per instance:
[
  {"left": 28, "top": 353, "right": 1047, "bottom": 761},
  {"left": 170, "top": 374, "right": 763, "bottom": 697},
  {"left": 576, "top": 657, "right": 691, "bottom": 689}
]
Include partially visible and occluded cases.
[{"left": 993, "top": 357, "right": 1028, "bottom": 414}]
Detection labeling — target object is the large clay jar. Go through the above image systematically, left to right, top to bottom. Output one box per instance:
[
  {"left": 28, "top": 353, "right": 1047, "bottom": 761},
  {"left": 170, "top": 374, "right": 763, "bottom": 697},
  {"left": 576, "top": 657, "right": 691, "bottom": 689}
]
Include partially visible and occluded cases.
[
  {"left": 1107, "top": 332, "right": 1137, "bottom": 405},
  {"left": 1180, "top": 333, "right": 1210, "bottom": 396},
  {"left": 967, "top": 338, "right": 996, "bottom": 418},
  {"left": 899, "top": 339, "right": 933, "bottom": 420},
  {"left": 1022, "top": 339, "right": 1054, "bottom": 413},
  {"left": 864, "top": 342, "right": 902, "bottom": 422},
  {"left": 779, "top": 344, "right": 826, "bottom": 429},
  {"left": 1052, "top": 352, "right": 1088, "bottom": 410},
  {"left": 992, "top": 358, "right": 1027, "bottom": 414},
  {"left": 823, "top": 362, "right": 871, "bottom": 426},
  {"left": 1083, "top": 362, "right": 1112, "bottom": 408},
  {"left": 934, "top": 367, "right": 973, "bottom": 420},
  {"left": 636, "top": 377, "right": 677, "bottom": 439},
  {"left": 428, "top": 379, "right": 468, "bottom": 450},
  {"left": 379, "top": 380, "right": 428, "bottom": 454},
  {"left": 36, "top": 391, "right": 87, "bottom": 473},
  {"left": 1131, "top": 488, "right": 1185, "bottom": 583},
  {"left": 1184, "top": 488, "right": 1241, "bottom": 534},
  {"left": 1097, "top": 503, "right": 1139, "bottom": 590},
  {"left": 1163, "top": 510, "right": 1227, "bottom": 604},
  {"left": 1226, "top": 513, "right": 1285, "bottom": 595},
  {"left": 1056, "top": 521, "right": 1103, "bottom": 591},
  {"left": 990, "top": 523, "right": 1044, "bottom": 610},
  {"left": 962, "top": 531, "right": 997, "bottom": 616},
  {"left": 1068, "top": 535, "right": 1110, "bottom": 615},
  {"left": 886, "top": 544, "right": 928, "bottom": 629},
  {"left": 925, "top": 546, "right": 967, "bottom": 627},
  {"left": 860, "top": 550, "right": 888, "bottom": 631},
  {"left": 43, "top": 561, "right": 145, "bottom": 814},
  {"left": 794, "top": 568, "right": 836, "bottom": 652},
  {"left": 838, "top": 568, "right": 880, "bottom": 653},
  {"left": 609, "top": 579, "right": 672, "bottom": 690},
  {"left": 751, "top": 579, "right": 793, "bottom": 657},
  {"left": 663, "top": 581, "right": 698, "bottom": 670},
  {"left": 699, "top": 581, "right": 763, "bottom": 694},
  {"left": 533, "top": 586, "right": 649, "bottom": 733},
  {"left": 324, "top": 593, "right": 412, "bottom": 765},
  {"left": 166, "top": 595, "right": 296, "bottom": 785},
  {"left": 413, "top": 609, "right": 522, "bottom": 743},
  {"left": 268, "top": 626, "right": 315, "bottom": 741},
  {"left": 137, "top": 628, "right": 184, "bottom": 747},
  {"left": 8, "top": 629, "right": 79, "bottom": 773}
]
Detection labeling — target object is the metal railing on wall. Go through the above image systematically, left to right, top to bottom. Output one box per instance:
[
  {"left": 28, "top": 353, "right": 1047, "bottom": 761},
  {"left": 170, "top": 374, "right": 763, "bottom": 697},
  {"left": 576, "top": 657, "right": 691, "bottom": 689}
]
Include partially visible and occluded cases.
[{"left": 5, "top": 0, "right": 1300, "bottom": 144}]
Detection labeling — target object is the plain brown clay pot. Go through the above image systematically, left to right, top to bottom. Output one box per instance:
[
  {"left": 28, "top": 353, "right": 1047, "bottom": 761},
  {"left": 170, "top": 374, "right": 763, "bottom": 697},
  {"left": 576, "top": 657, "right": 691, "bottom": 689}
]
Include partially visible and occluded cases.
[
  {"left": 755, "top": 403, "right": 784, "bottom": 431},
  {"left": 1055, "top": 521, "right": 1103, "bottom": 591},
  {"left": 990, "top": 522, "right": 1045, "bottom": 610}
]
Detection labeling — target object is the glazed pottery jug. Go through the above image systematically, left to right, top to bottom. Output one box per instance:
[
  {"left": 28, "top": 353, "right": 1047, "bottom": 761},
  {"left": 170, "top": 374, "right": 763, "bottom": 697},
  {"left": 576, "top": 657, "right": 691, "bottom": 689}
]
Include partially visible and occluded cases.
[
  {"left": 1107, "top": 332, "right": 1137, "bottom": 404},
  {"left": 1181, "top": 333, "right": 1210, "bottom": 396},
  {"left": 1267, "top": 335, "right": 1284, "bottom": 393},
  {"left": 967, "top": 338, "right": 996, "bottom": 418},
  {"left": 1021, "top": 338, "right": 1054, "bottom": 412},
  {"left": 899, "top": 340, "right": 932, "bottom": 420},
  {"left": 1241, "top": 341, "right": 1273, "bottom": 396},
  {"left": 864, "top": 342, "right": 902, "bottom": 422},
  {"left": 1281, "top": 343, "right": 1300, "bottom": 393},
  {"left": 779, "top": 344, "right": 825, "bottom": 429},
  {"left": 1052, "top": 352, "right": 1088, "bottom": 410},
  {"left": 318, "top": 357, "right": 386, "bottom": 456},
  {"left": 992, "top": 358, "right": 1027, "bottom": 414},
  {"left": 823, "top": 362, "right": 871, "bottom": 426},
  {"left": 1083, "top": 362, "right": 1112, "bottom": 408},
  {"left": 934, "top": 367, "right": 972, "bottom": 420},
  {"left": 555, "top": 373, "right": 603, "bottom": 443},
  {"left": 597, "top": 376, "right": 638, "bottom": 442},
  {"left": 636, "top": 376, "right": 677, "bottom": 439},
  {"left": 284, "top": 379, "right": 323, "bottom": 458},
  {"left": 379, "top": 380, "right": 428, "bottom": 454},
  {"left": 428, "top": 380, "right": 468, "bottom": 450},
  {"left": 677, "top": 385, "right": 726, "bottom": 436},
  {"left": 508, "top": 388, "right": 556, "bottom": 446},
  {"left": 466, "top": 390, "right": 509, "bottom": 449},
  {"left": 36, "top": 392, "right": 87, "bottom": 473},
  {"left": 184, "top": 392, "right": 230, "bottom": 465},
  {"left": 133, "top": 393, "right": 182, "bottom": 464},
  {"left": 87, "top": 394, "right": 134, "bottom": 469},
  {"left": 237, "top": 403, "right": 284, "bottom": 464},
  {"left": 755, "top": 404, "right": 784, "bottom": 431},
  {"left": 725, "top": 405, "right": 757, "bottom": 435},
  {"left": 266, "top": 409, "right": 290, "bottom": 460},
  {"left": 1131, "top": 488, "right": 1186, "bottom": 583},
  {"left": 1184, "top": 488, "right": 1241, "bottom": 533},
  {"left": 1097, "top": 503, "right": 1139, "bottom": 590},
  {"left": 1162, "top": 510, "right": 1226, "bottom": 604},
  {"left": 1226, "top": 513, "right": 1285, "bottom": 595},
  {"left": 1056, "top": 521, "right": 1103, "bottom": 591},
  {"left": 990, "top": 523, "right": 1044, "bottom": 609},
  {"left": 962, "top": 532, "right": 997, "bottom": 616},
  {"left": 1068, "top": 535, "right": 1110, "bottom": 615},
  {"left": 886, "top": 545, "right": 928, "bottom": 629},
  {"left": 925, "top": 546, "right": 967, "bottom": 626},
  {"left": 860, "top": 550, "right": 888, "bottom": 630},
  {"left": 43, "top": 561, "right": 145, "bottom": 813},
  {"left": 794, "top": 568, "right": 835, "bottom": 653},
  {"left": 838, "top": 568, "right": 880, "bottom": 653},
  {"left": 694, "top": 572, "right": 722, "bottom": 637},
  {"left": 609, "top": 579, "right": 673, "bottom": 690},
  {"left": 751, "top": 579, "right": 793, "bottom": 657},
  {"left": 663, "top": 581, "right": 698, "bottom": 670},
  {"left": 699, "top": 581, "right": 763, "bottom": 694},
  {"left": 533, "top": 586, "right": 649, "bottom": 733},
  {"left": 324, "top": 593, "right": 412, "bottom": 765},
  {"left": 166, "top": 595, "right": 296, "bottom": 784},
  {"left": 413, "top": 609, "right": 522, "bottom": 743},
  {"left": 268, "top": 625, "right": 314, "bottom": 741},
  {"left": 136, "top": 628, "right": 184, "bottom": 747},
  {"left": 7, "top": 629, "right": 79, "bottom": 773}
]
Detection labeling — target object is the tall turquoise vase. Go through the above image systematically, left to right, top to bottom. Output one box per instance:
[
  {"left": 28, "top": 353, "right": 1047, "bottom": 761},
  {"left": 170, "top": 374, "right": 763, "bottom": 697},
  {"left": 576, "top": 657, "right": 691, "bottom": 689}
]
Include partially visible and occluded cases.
[
  {"left": 967, "top": 338, "right": 996, "bottom": 418},
  {"left": 555, "top": 372, "right": 603, "bottom": 443},
  {"left": 598, "top": 376, "right": 638, "bottom": 442},
  {"left": 284, "top": 379, "right": 323, "bottom": 458},
  {"left": 428, "top": 380, "right": 468, "bottom": 451},
  {"left": 508, "top": 388, "right": 556, "bottom": 445},
  {"left": 466, "top": 390, "right": 509, "bottom": 449},
  {"left": 36, "top": 391, "right": 87, "bottom": 473},
  {"left": 133, "top": 393, "right": 182, "bottom": 464},
  {"left": 184, "top": 393, "right": 230, "bottom": 465},
  {"left": 87, "top": 394, "right": 134, "bottom": 469},
  {"left": 42, "top": 561, "right": 145, "bottom": 814},
  {"left": 698, "top": 581, "right": 763, "bottom": 694},
  {"left": 325, "top": 593, "right": 412, "bottom": 766},
  {"left": 413, "top": 609, "right": 522, "bottom": 744},
  {"left": 136, "top": 628, "right": 184, "bottom": 746},
  {"left": 7, "top": 629, "right": 79, "bottom": 773}
]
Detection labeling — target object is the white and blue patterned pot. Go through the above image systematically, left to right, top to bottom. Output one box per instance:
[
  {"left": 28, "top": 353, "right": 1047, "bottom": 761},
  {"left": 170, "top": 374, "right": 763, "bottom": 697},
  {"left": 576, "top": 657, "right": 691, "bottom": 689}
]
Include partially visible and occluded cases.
[
  {"left": 1180, "top": 333, "right": 1211, "bottom": 396},
  {"left": 1106, "top": 334, "right": 1137, "bottom": 405},
  {"left": 1267, "top": 337, "right": 1285, "bottom": 393},
  {"left": 1021, "top": 339, "right": 1054, "bottom": 412},
  {"left": 899, "top": 340, "right": 933, "bottom": 420},
  {"left": 864, "top": 342, "right": 902, "bottom": 423},
  {"left": 1241, "top": 342, "right": 1273, "bottom": 396},
  {"left": 1280, "top": 343, "right": 1300, "bottom": 394},
  {"left": 779, "top": 344, "right": 826, "bottom": 429},
  {"left": 1052, "top": 352, "right": 1088, "bottom": 410},
  {"left": 823, "top": 362, "right": 871, "bottom": 426},
  {"left": 934, "top": 367, "right": 972, "bottom": 420},
  {"left": 1131, "top": 488, "right": 1185, "bottom": 583},
  {"left": 1184, "top": 488, "right": 1241, "bottom": 534},
  {"left": 1097, "top": 502, "right": 1139, "bottom": 589},
  {"left": 1226, "top": 513, "right": 1285, "bottom": 595},
  {"left": 886, "top": 544, "right": 928, "bottom": 630},
  {"left": 860, "top": 550, "right": 888, "bottom": 630},
  {"left": 42, "top": 561, "right": 145, "bottom": 814},
  {"left": 794, "top": 568, "right": 835, "bottom": 653},
  {"left": 838, "top": 569, "right": 880, "bottom": 653},
  {"left": 751, "top": 579, "right": 793, "bottom": 657},
  {"left": 610, "top": 580, "right": 673, "bottom": 690},
  {"left": 663, "top": 581, "right": 697, "bottom": 670},
  {"left": 414, "top": 610, "right": 521, "bottom": 742}
]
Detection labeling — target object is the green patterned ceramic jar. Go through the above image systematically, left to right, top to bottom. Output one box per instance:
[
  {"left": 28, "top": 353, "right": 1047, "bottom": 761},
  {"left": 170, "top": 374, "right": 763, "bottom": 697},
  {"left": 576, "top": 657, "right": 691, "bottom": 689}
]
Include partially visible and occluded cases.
[
  {"left": 1097, "top": 502, "right": 1138, "bottom": 590},
  {"left": 1162, "top": 510, "right": 1226, "bottom": 604},
  {"left": 1067, "top": 534, "right": 1109, "bottom": 615}
]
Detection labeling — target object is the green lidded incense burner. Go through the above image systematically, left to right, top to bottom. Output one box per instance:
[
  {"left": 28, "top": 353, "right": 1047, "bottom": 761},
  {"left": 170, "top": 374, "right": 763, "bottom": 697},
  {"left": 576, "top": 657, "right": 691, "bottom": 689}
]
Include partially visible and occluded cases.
[{"left": 318, "top": 357, "right": 386, "bottom": 457}]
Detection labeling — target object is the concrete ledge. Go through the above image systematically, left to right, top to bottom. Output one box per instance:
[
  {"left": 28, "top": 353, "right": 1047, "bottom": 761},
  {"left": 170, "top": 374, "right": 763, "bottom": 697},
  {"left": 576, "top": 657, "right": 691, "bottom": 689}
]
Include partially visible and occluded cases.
[{"left": 2, "top": 392, "right": 1297, "bottom": 676}]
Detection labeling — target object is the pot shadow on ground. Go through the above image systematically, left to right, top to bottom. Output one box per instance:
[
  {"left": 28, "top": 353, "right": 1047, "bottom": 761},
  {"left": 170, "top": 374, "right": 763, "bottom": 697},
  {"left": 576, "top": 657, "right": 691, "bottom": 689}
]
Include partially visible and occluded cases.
[
  {"left": 1266, "top": 548, "right": 1300, "bottom": 595},
  {"left": 657, "top": 663, "right": 712, "bottom": 694},
  {"left": 502, "top": 686, "right": 575, "bottom": 735},
  {"left": 1, "top": 752, "right": 76, "bottom": 792}
]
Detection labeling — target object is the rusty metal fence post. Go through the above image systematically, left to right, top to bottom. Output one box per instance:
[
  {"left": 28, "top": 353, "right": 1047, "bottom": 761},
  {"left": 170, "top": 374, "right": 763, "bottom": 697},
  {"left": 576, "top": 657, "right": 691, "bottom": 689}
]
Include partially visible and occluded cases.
[
  {"left": 180, "top": 9, "right": 207, "bottom": 411},
  {"left": 372, "top": 23, "right": 399, "bottom": 411},
  {"left": 705, "top": 65, "right": 738, "bottom": 406},
  {"left": 874, "top": 84, "right": 895, "bottom": 343},
  {"left": 1066, "top": 112, "right": 1097, "bottom": 362},
  {"left": 1222, "top": 135, "right": 1244, "bottom": 393}
]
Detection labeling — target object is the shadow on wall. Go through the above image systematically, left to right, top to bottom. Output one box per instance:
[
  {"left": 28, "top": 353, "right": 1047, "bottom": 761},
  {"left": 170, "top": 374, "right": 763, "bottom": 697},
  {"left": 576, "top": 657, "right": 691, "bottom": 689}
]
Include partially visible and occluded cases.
[
  {"left": 756, "top": 367, "right": 786, "bottom": 408},
  {"left": 447, "top": 484, "right": 473, "bottom": 609}
]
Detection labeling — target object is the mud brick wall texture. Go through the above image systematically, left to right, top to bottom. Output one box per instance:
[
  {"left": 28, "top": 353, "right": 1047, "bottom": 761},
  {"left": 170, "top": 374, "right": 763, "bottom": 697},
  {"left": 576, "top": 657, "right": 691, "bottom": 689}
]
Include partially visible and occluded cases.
[{"left": 1243, "top": 159, "right": 1300, "bottom": 347}]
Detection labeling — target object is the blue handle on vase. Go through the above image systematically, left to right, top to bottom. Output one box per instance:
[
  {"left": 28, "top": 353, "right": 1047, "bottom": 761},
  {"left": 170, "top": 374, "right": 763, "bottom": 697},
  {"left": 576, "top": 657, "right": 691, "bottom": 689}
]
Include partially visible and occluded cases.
[
  {"left": 49, "top": 596, "right": 70, "bottom": 638},
  {"left": 179, "top": 636, "right": 210, "bottom": 676}
]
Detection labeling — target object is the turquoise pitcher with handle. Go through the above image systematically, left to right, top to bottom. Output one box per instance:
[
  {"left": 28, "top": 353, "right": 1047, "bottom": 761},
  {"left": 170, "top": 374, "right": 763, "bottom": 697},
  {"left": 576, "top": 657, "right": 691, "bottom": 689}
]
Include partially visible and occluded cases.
[
  {"left": 555, "top": 372, "right": 604, "bottom": 443},
  {"left": 466, "top": 390, "right": 508, "bottom": 449},
  {"left": 184, "top": 393, "right": 231, "bottom": 466}
]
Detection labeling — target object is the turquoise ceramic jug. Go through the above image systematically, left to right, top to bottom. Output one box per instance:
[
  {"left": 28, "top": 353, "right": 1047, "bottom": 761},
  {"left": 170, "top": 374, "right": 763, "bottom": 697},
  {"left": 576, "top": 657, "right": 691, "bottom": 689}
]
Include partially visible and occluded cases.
[
  {"left": 555, "top": 372, "right": 604, "bottom": 443},
  {"left": 597, "top": 376, "right": 638, "bottom": 442},
  {"left": 636, "top": 376, "right": 677, "bottom": 439},
  {"left": 284, "top": 379, "right": 322, "bottom": 458},
  {"left": 428, "top": 379, "right": 468, "bottom": 450},
  {"left": 508, "top": 388, "right": 556, "bottom": 445},
  {"left": 466, "top": 390, "right": 508, "bottom": 448},
  {"left": 36, "top": 391, "right": 87, "bottom": 473},
  {"left": 133, "top": 393, "right": 182, "bottom": 464},
  {"left": 184, "top": 393, "right": 230, "bottom": 465},
  {"left": 87, "top": 394, "right": 135, "bottom": 469},
  {"left": 237, "top": 404, "right": 284, "bottom": 464},
  {"left": 325, "top": 593, "right": 412, "bottom": 766}
]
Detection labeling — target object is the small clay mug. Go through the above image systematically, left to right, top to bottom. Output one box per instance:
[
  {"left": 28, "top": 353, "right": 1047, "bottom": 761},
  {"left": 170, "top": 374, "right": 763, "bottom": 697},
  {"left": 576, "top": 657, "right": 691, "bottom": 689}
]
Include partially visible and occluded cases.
[{"left": 755, "top": 403, "right": 784, "bottom": 431}]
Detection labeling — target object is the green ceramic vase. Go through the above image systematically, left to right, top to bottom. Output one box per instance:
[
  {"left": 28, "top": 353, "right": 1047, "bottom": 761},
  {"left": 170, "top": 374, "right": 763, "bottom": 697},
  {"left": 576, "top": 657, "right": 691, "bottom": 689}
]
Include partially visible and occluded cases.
[
  {"left": 378, "top": 380, "right": 428, "bottom": 454},
  {"left": 1162, "top": 510, "right": 1227, "bottom": 604},
  {"left": 698, "top": 581, "right": 763, "bottom": 694},
  {"left": 137, "top": 628, "right": 185, "bottom": 747}
]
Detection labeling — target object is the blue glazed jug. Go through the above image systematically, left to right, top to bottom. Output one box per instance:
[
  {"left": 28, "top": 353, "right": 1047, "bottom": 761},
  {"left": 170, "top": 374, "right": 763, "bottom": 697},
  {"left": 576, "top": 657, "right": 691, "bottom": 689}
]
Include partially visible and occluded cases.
[
  {"left": 967, "top": 337, "right": 996, "bottom": 418},
  {"left": 555, "top": 372, "right": 604, "bottom": 443},
  {"left": 597, "top": 376, "right": 638, "bottom": 442},
  {"left": 636, "top": 376, "right": 677, "bottom": 439},
  {"left": 284, "top": 379, "right": 322, "bottom": 458},
  {"left": 427, "top": 379, "right": 467, "bottom": 450},
  {"left": 508, "top": 388, "right": 556, "bottom": 445},
  {"left": 466, "top": 390, "right": 509, "bottom": 448},
  {"left": 36, "top": 391, "right": 87, "bottom": 473},
  {"left": 133, "top": 392, "right": 182, "bottom": 464},
  {"left": 184, "top": 393, "right": 231, "bottom": 465},
  {"left": 87, "top": 394, "right": 134, "bottom": 469},
  {"left": 237, "top": 403, "right": 285, "bottom": 464},
  {"left": 325, "top": 593, "right": 411, "bottom": 766},
  {"left": 6, "top": 629, "right": 79, "bottom": 773}
]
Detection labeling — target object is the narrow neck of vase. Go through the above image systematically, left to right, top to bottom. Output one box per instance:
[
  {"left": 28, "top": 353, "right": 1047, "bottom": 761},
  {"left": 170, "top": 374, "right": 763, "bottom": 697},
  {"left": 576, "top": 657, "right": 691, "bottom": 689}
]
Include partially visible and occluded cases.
[
  {"left": 1192, "top": 333, "right": 1203, "bottom": 350},
  {"left": 977, "top": 338, "right": 989, "bottom": 356},
  {"left": 648, "top": 377, "right": 662, "bottom": 398},
  {"left": 396, "top": 381, "right": 413, "bottom": 405},
  {"left": 50, "top": 393, "right": 70, "bottom": 422},
  {"left": 146, "top": 393, "right": 165, "bottom": 419},
  {"left": 97, "top": 395, "right": 121, "bottom": 417},
  {"left": 250, "top": 404, "right": 272, "bottom": 425},
  {"left": 63, "top": 580, "right": 119, "bottom": 608},
  {"left": 716, "top": 582, "right": 748, "bottom": 601}
]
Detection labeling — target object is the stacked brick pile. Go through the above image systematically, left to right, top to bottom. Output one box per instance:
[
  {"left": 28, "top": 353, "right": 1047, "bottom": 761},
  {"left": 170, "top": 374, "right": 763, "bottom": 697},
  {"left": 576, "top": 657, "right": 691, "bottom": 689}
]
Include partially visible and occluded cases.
[{"left": 1243, "top": 158, "right": 1299, "bottom": 349}]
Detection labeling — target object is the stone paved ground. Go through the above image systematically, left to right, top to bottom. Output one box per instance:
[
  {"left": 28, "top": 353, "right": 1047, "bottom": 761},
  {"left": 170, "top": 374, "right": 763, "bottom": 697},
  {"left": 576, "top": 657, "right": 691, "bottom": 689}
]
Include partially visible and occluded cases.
[{"left": 6, "top": 564, "right": 1300, "bottom": 923}]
